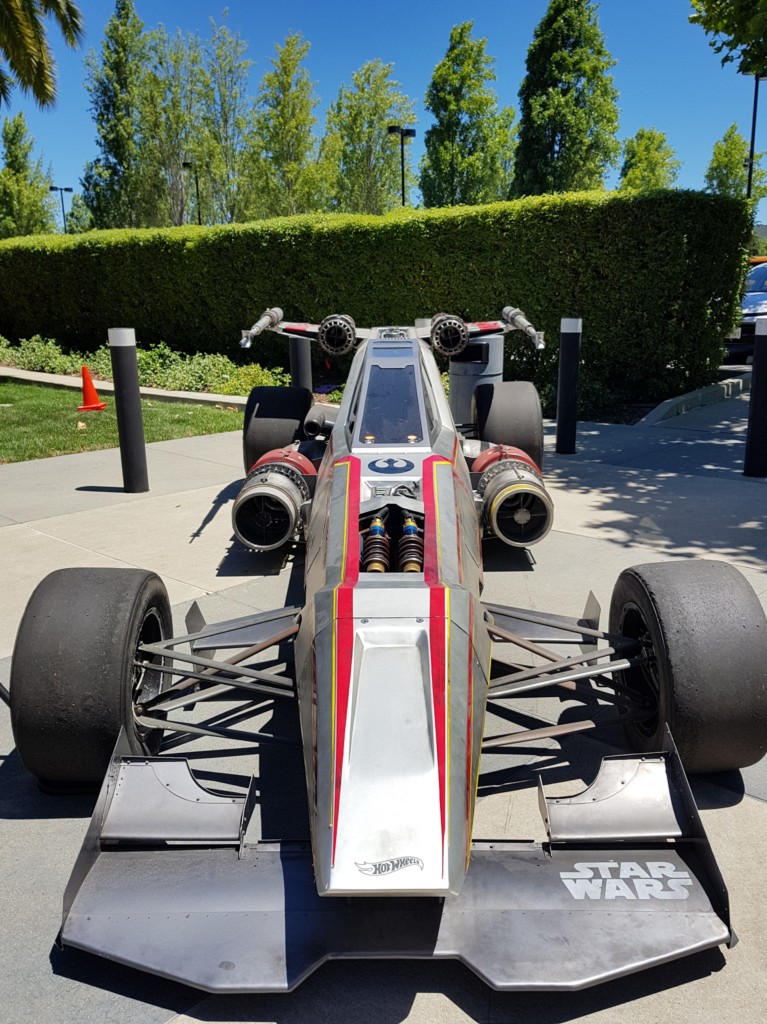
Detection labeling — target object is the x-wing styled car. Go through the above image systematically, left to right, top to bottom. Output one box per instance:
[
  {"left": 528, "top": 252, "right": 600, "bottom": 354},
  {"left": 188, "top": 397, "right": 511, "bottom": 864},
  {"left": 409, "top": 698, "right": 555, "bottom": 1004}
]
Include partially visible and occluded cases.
[{"left": 7, "top": 307, "right": 767, "bottom": 992}]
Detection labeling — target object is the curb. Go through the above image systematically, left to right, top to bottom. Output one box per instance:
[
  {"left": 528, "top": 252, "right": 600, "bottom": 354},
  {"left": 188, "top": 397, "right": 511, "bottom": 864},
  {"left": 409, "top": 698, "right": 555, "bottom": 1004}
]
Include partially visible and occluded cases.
[
  {"left": 1, "top": 364, "right": 751, "bottom": 427},
  {"left": 0, "top": 366, "right": 248, "bottom": 409},
  {"left": 637, "top": 372, "right": 752, "bottom": 426}
]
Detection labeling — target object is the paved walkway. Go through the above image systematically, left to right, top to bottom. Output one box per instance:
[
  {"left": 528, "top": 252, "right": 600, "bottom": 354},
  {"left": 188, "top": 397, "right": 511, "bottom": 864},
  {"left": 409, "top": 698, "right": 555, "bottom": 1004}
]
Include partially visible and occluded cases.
[{"left": 1, "top": 386, "right": 765, "bottom": 1024}]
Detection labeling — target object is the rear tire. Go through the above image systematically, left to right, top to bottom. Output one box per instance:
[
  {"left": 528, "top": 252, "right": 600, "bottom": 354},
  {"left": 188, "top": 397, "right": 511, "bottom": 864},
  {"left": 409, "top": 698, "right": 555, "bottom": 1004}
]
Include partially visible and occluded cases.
[
  {"left": 474, "top": 381, "right": 544, "bottom": 470},
  {"left": 243, "top": 386, "right": 313, "bottom": 472},
  {"left": 609, "top": 560, "right": 767, "bottom": 773},
  {"left": 10, "top": 568, "right": 172, "bottom": 785}
]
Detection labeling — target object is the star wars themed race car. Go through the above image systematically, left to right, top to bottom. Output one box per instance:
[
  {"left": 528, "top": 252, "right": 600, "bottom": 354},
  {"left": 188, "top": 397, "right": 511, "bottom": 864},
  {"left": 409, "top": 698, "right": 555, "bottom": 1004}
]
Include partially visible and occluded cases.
[{"left": 7, "top": 306, "right": 767, "bottom": 992}]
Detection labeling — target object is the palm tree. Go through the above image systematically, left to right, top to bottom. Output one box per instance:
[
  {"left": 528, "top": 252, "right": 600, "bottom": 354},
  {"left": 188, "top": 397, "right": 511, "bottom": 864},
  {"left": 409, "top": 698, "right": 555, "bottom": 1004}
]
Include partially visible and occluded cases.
[{"left": 0, "top": 0, "right": 83, "bottom": 108}]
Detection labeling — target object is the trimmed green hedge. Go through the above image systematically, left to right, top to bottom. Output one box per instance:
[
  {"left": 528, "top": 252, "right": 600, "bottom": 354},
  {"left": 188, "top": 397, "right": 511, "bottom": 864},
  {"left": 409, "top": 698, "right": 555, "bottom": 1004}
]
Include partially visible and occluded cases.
[{"left": 0, "top": 191, "right": 750, "bottom": 415}]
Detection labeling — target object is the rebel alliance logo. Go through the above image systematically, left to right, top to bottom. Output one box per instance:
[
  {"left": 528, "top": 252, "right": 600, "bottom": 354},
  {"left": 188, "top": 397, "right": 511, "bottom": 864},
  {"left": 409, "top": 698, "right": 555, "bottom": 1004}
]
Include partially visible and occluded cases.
[
  {"left": 368, "top": 458, "right": 414, "bottom": 474},
  {"left": 356, "top": 856, "right": 424, "bottom": 876},
  {"left": 560, "top": 861, "right": 694, "bottom": 900}
]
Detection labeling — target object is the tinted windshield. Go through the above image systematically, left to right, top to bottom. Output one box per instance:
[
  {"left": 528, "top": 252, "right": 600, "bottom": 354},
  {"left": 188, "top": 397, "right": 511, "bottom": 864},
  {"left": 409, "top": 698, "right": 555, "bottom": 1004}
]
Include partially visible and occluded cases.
[
  {"left": 746, "top": 264, "right": 767, "bottom": 293},
  {"left": 357, "top": 364, "right": 424, "bottom": 445}
]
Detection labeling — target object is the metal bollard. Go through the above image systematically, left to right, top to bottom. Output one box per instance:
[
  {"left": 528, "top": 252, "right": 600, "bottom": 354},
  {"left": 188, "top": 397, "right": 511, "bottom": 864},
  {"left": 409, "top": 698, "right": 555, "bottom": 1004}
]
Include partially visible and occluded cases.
[
  {"left": 555, "top": 318, "right": 582, "bottom": 455},
  {"left": 744, "top": 321, "right": 767, "bottom": 477},
  {"left": 108, "top": 328, "right": 149, "bottom": 493},
  {"left": 289, "top": 336, "right": 313, "bottom": 393}
]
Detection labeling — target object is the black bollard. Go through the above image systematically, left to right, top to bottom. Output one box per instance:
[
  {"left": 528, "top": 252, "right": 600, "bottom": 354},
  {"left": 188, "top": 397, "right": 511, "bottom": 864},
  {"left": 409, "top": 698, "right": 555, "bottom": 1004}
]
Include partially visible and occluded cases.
[
  {"left": 555, "top": 317, "right": 582, "bottom": 455},
  {"left": 744, "top": 323, "right": 767, "bottom": 477},
  {"left": 108, "top": 328, "right": 149, "bottom": 493},
  {"left": 289, "top": 335, "right": 313, "bottom": 393}
]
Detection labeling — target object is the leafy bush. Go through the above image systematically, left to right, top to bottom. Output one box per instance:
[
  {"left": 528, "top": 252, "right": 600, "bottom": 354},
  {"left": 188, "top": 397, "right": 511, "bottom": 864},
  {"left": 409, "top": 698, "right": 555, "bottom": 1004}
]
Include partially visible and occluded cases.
[
  {"left": 0, "top": 191, "right": 751, "bottom": 415},
  {"left": 0, "top": 334, "right": 78, "bottom": 374},
  {"left": 0, "top": 335, "right": 286, "bottom": 394},
  {"left": 219, "top": 363, "right": 290, "bottom": 395}
]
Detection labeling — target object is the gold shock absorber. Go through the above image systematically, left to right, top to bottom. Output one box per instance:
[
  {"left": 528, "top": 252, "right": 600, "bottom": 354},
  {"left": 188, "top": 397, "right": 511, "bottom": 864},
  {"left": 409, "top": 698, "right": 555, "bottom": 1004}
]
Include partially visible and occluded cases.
[
  {"left": 362, "top": 516, "right": 390, "bottom": 573},
  {"left": 398, "top": 516, "right": 424, "bottom": 572}
]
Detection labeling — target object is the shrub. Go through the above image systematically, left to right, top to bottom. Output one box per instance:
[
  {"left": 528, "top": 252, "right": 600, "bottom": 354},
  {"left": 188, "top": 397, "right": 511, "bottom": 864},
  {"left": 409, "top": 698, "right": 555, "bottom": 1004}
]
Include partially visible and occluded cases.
[
  {"left": 0, "top": 192, "right": 751, "bottom": 415},
  {"left": 0, "top": 336, "right": 286, "bottom": 394}
]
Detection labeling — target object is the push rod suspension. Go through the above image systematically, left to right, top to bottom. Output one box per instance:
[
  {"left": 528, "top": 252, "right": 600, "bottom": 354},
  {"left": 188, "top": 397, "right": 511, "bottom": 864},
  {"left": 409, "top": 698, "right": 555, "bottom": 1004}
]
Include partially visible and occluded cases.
[
  {"left": 484, "top": 603, "right": 635, "bottom": 647},
  {"left": 137, "top": 623, "right": 297, "bottom": 708},
  {"left": 488, "top": 644, "right": 639, "bottom": 693},
  {"left": 489, "top": 655, "right": 639, "bottom": 699},
  {"left": 135, "top": 658, "right": 294, "bottom": 700},
  {"left": 487, "top": 669, "right": 648, "bottom": 709},
  {"left": 135, "top": 673, "right": 294, "bottom": 711},
  {"left": 482, "top": 707, "right": 653, "bottom": 750},
  {"left": 134, "top": 711, "right": 299, "bottom": 747}
]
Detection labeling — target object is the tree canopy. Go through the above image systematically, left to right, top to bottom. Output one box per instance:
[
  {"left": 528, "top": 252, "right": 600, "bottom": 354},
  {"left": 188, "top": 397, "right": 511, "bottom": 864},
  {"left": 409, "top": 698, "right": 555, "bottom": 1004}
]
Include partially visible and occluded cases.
[
  {"left": 0, "top": 0, "right": 83, "bottom": 108},
  {"left": 81, "top": 0, "right": 150, "bottom": 228},
  {"left": 512, "top": 0, "right": 619, "bottom": 196},
  {"left": 690, "top": 1, "right": 767, "bottom": 75},
  {"left": 419, "top": 21, "right": 515, "bottom": 207},
  {"left": 254, "top": 32, "right": 324, "bottom": 218},
  {"left": 324, "top": 60, "right": 415, "bottom": 214},
  {"left": 0, "top": 111, "right": 55, "bottom": 236},
  {"left": 704, "top": 123, "right": 767, "bottom": 205},
  {"left": 619, "top": 128, "right": 681, "bottom": 191}
]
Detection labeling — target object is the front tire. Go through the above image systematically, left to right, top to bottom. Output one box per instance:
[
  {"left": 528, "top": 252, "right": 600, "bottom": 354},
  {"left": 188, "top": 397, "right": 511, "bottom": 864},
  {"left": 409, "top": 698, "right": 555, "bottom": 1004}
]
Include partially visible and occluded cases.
[
  {"left": 609, "top": 560, "right": 767, "bottom": 773},
  {"left": 10, "top": 568, "right": 172, "bottom": 785}
]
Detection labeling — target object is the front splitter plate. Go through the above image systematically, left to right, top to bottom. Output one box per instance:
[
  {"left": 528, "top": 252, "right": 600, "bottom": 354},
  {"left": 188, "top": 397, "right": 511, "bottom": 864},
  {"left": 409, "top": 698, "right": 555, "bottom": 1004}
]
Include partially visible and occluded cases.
[{"left": 61, "top": 840, "right": 729, "bottom": 992}]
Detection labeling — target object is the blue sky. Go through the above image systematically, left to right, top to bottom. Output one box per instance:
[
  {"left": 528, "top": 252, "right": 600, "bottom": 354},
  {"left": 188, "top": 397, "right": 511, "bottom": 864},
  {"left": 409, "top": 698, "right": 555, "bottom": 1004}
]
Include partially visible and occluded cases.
[{"left": 5, "top": 0, "right": 766, "bottom": 222}]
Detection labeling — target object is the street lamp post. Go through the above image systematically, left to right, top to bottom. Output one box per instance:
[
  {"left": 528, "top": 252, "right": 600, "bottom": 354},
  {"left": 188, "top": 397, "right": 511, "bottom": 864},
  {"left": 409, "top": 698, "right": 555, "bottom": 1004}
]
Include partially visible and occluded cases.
[
  {"left": 747, "top": 73, "right": 767, "bottom": 199},
  {"left": 388, "top": 125, "right": 416, "bottom": 206},
  {"left": 182, "top": 161, "right": 202, "bottom": 225},
  {"left": 49, "top": 185, "right": 73, "bottom": 232}
]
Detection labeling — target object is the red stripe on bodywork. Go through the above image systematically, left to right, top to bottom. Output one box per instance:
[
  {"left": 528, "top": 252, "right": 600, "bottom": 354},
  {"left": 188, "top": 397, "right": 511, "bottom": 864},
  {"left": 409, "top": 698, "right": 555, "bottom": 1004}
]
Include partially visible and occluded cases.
[
  {"left": 471, "top": 321, "right": 504, "bottom": 333},
  {"left": 422, "top": 455, "right": 451, "bottom": 864},
  {"left": 422, "top": 455, "right": 449, "bottom": 586},
  {"left": 331, "top": 456, "right": 360, "bottom": 864},
  {"left": 429, "top": 586, "right": 448, "bottom": 863},
  {"left": 332, "top": 587, "right": 354, "bottom": 863},
  {"left": 466, "top": 600, "right": 474, "bottom": 866}
]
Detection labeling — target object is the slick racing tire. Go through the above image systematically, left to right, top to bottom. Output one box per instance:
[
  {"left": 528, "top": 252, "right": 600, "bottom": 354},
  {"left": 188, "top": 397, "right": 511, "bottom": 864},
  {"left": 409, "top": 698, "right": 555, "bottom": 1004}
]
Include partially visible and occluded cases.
[
  {"left": 474, "top": 381, "right": 545, "bottom": 470},
  {"left": 242, "top": 386, "right": 314, "bottom": 473},
  {"left": 609, "top": 560, "right": 767, "bottom": 774},
  {"left": 10, "top": 568, "right": 172, "bottom": 786}
]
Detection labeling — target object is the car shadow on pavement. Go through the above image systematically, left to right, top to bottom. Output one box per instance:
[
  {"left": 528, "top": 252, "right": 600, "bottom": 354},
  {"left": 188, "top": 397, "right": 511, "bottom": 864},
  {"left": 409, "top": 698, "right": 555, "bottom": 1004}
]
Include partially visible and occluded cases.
[
  {"left": 215, "top": 536, "right": 304, "bottom": 578},
  {"left": 0, "top": 750, "right": 97, "bottom": 820},
  {"left": 48, "top": 944, "right": 201, "bottom": 1018}
]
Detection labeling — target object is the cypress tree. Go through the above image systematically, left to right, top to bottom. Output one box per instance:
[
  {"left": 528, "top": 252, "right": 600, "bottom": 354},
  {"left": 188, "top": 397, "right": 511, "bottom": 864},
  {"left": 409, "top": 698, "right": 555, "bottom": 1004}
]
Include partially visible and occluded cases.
[{"left": 513, "top": 0, "right": 619, "bottom": 196}]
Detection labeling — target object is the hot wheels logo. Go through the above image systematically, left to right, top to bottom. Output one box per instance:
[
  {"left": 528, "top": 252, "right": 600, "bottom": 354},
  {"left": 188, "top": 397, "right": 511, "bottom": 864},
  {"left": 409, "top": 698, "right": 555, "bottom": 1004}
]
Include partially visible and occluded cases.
[
  {"left": 356, "top": 856, "right": 424, "bottom": 876},
  {"left": 560, "top": 861, "right": 694, "bottom": 900}
]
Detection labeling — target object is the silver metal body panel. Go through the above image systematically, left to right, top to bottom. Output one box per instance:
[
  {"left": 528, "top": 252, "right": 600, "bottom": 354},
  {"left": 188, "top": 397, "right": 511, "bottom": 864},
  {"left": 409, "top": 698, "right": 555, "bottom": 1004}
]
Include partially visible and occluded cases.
[{"left": 295, "top": 339, "right": 489, "bottom": 895}]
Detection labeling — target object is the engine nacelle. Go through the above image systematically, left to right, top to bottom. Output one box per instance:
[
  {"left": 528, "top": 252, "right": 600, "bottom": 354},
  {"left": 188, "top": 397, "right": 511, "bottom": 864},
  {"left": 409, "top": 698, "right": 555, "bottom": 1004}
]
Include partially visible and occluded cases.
[
  {"left": 430, "top": 313, "right": 469, "bottom": 357},
  {"left": 318, "top": 314, "right": 357, "bottom": 356},
  {"left": 476, "top": 446, "right": 553, "bottom": 547},
  {"left": 232, "top": 449, "right": 314, "bottom": 552}
]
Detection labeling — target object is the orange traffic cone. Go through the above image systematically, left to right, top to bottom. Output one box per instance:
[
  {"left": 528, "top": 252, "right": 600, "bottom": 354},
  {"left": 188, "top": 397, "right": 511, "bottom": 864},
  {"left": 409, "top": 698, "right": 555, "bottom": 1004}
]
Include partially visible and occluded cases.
[{"left": 77, "top": 366, "right": 107, "bottom": 411}]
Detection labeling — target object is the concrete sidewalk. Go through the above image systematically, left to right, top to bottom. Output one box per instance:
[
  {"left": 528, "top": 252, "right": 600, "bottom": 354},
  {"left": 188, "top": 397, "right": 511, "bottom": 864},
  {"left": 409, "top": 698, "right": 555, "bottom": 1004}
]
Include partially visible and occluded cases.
[{"left": 1, "top": 392, "right": 766, "bottom": 1024}]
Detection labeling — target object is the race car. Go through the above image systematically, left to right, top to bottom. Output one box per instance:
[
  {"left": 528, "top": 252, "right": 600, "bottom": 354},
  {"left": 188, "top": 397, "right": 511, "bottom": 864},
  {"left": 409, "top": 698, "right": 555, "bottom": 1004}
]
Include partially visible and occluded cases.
[{"left": 6, "top": 306, "right": 767, "bottom": 992}]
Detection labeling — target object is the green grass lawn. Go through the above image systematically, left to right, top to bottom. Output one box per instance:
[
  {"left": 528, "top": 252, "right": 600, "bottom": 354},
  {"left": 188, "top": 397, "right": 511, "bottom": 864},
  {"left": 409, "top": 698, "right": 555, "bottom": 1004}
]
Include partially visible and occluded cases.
[{"left": 0, "top": 381, "right": 241, "bottom": 463}]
